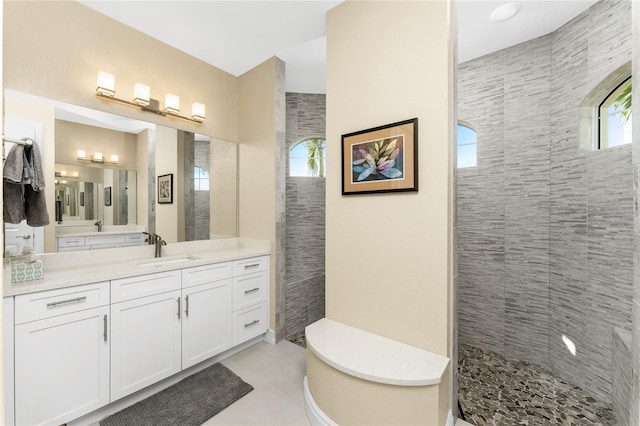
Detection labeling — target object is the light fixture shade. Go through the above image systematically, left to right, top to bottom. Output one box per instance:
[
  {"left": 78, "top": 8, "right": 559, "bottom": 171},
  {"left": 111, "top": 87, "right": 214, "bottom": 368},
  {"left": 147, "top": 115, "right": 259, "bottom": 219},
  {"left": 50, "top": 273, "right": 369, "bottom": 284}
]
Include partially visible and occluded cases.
[
  {"left": 96, "top": 71, "right": 116, "bottom": 97},
  {"left": 133, "top": 83, "right": 150, "bottom": 106},
  {"left": 165, "top": 93, "right": 180, "bottom": 114},
  {"left": 191, "top": 102, "right": 206, "bottom": 122},
  {"left": 77, "top": 150, "right": 86, "bottom": 160},
  {"left": 93, "top": 152, "right": 104, "bottom": 163},
  {"left": 110, "top": 154, "right": 119, "bottom": 164},
  {"left": 60, "top": 170, "right": 67, "bottom": 177},
  {"left": 72, "top": 171, "right": 79, "bottom": 177}
]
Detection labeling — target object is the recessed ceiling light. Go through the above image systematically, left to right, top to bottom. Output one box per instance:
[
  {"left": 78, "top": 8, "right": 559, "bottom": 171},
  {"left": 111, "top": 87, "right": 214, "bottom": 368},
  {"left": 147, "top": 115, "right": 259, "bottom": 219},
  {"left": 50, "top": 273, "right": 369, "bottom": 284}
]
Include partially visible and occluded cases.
[{"left": 489, "top": 1, "right": 523, "bottom": 22}]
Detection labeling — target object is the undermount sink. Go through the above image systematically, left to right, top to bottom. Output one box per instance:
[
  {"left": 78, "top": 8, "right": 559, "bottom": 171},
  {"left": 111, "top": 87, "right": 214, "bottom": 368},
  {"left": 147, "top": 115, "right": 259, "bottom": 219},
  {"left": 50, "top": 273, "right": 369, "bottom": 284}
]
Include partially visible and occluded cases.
[{"left": 136, "top": 255, "right": 200, "bottom": 267}]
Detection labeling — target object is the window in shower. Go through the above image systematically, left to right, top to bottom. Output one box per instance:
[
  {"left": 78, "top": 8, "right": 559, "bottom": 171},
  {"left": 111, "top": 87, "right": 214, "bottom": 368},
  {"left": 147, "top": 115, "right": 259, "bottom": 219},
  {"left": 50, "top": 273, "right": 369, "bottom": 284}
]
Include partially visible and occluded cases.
[
  {"left": 598, "top": 76, "right": 632, "bottom": 149},
  {"left": 457, "top": 123, "right": 477, "bottom": 168},
  {"left": 289, "top": 138, "right": 326, "bottom": 177},
  {"left": 194, "top": 166, "right": 209, "bottom": 191}
]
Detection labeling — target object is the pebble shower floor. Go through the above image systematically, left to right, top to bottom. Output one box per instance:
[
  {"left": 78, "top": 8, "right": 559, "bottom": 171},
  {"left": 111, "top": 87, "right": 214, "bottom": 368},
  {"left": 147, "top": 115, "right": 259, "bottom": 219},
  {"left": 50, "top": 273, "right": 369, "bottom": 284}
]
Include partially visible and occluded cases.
[{"left": 458, "top": 344, "right": 618, "bottom": 425}]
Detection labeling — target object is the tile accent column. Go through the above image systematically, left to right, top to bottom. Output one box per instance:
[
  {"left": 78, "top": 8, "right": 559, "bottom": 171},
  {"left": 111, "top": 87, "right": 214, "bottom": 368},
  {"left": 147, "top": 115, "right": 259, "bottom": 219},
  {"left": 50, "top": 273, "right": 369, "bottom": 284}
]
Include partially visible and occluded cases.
[
  {"left": 632, "top": 0, "right": 640, "bottom": 423},
  {"left": 284, "top": 93, "right": 326, "bottom": 339}
]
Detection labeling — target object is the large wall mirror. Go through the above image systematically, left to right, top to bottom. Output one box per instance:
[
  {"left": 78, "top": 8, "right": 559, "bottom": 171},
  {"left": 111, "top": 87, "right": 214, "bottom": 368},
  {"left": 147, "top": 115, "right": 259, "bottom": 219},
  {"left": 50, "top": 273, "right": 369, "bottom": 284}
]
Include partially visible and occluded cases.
[{"left": 4, "top": 91, "right": 238, "bottom": 254}]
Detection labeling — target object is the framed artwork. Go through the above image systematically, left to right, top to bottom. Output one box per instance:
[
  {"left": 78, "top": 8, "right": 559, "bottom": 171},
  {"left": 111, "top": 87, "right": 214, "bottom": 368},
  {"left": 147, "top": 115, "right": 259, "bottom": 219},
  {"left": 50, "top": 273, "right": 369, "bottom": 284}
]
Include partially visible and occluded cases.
[
  {"left": 341, "top": 118, "right": 418, "bottom": 195},
  {"left": 158, "top": 173, "right": 173, "bottom": 204},
  {"left": 104, "top": 187, "right": 112, "bottom": 206},
  {"left": 80, "top": 192, "right": 85, "bottom": 207}
]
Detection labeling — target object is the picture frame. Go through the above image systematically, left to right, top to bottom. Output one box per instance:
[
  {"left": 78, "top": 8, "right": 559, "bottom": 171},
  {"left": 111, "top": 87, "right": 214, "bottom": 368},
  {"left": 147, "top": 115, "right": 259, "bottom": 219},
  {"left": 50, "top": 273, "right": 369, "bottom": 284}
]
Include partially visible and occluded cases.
[
  {"left": 341, "top": 118, "right": 418, "bottom": 195},
  {"left": 158, "top": 173, "right": 173, "bottom": 204},
  {"left": 104, "top": 187, "right": 112, "bottom": 206},
  {"left": 80, "top": 192, "right": 85, "bottom": 207}
]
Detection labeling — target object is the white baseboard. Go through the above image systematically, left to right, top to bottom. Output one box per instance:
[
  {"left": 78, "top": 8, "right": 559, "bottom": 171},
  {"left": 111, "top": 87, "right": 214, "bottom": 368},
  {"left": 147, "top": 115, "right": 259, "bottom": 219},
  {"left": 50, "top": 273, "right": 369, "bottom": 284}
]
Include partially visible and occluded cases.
[
  {"left": 264, "top": 328, "right": 276, "bottom": 345},
  {"left": 303, "top": 376, "right": 337, "bottom": 426},
  {"left": 446, "top": 409, "right": 455, "bottom": 426}
]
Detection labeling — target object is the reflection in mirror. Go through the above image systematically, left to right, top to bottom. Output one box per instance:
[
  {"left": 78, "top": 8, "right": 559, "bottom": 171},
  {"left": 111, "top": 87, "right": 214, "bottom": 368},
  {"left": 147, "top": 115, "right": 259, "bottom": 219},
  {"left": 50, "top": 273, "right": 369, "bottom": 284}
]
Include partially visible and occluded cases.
[
  {"left": 4, "top": 90, "right": 238, "bottom": 254},
  {"left": 54, "top": 164, "right": 136, "bottom": 225}
]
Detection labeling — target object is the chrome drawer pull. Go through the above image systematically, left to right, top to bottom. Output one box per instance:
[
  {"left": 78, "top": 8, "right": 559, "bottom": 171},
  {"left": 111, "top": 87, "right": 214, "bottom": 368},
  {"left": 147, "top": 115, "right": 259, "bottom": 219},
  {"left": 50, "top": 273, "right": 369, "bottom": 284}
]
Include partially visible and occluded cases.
[
  {"left": 244, "top": 263, "right": 260, "bottom": 269},
  {"left": 244, "top": 287, "right": 260, "bottom": 295},
  {"left": 46, "top": 296, "right": 87, "bottom": 307},
  {"left": 177, "top": 297, "right": 181, "bottom": 320},
  {"left": 103, "top": 314, "right": 108, "bottom": 342},
  {"left": 244, "top": 319, "right": 260, "bottom": 328}
]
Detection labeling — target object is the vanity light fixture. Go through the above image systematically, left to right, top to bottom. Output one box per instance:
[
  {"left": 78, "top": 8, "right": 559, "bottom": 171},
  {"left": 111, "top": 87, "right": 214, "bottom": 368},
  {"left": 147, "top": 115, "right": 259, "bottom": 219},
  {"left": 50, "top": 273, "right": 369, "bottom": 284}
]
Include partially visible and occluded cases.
[
  {"left": 94, "top": 71, "right": 205, "bottom": 124},
  {"left": 133, "top": 83, "right": 151, "bottom": 106},
  {"left": 77, "top": 149, "right": 120, "bottom": 165},
  {"left": 55, "top": 170, "right": 80, "bottom": 178},
  {"left": 59, "top": 170, "right": 67, "bottom": 177},
  {"left": 72, "top": 171, "right": 79, "bottom": 178}
]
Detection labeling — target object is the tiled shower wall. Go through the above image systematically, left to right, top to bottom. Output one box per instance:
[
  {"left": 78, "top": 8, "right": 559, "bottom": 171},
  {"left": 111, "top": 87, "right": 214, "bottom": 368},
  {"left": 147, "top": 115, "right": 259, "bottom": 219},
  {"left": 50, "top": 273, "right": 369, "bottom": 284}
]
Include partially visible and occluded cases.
[
  {"left": 458, "top": 0, "right": 632, "bottom": 404},
  {"left": 632, "top": 1, "right": 640, "bottom": 424},
  {"left": 284, "top": 93, "right": 326, "bottom": 339}
]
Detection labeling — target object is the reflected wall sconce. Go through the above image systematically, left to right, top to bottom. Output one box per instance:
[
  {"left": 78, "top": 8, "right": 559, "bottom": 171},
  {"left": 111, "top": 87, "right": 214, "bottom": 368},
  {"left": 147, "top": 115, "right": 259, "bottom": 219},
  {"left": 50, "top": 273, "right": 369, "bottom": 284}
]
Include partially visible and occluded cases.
[
  {"left": 95, "top": 71, "right": 205, "bottom": 124},
  {"left": 77, "top": 149, "right": 119, "bottom": 164},
  {"left": 55, "top": 170, "right": 80, "bottom": 178}
]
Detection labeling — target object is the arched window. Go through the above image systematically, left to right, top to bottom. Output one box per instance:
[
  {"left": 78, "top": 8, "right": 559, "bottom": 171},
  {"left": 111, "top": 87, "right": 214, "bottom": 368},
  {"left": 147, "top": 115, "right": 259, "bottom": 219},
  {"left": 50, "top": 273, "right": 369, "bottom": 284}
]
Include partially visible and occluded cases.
[
  {"left": 598, "top": 76, "right": 632, "bottom": 149},
  {"left": 457, "top": 123, "right": 477, "bottom": 168},
  {"left": 289, "top": 138, "right": 326, "bottom": 177},
  {"left": 194, "top": 166, "right": 209, "bottom": 190}
]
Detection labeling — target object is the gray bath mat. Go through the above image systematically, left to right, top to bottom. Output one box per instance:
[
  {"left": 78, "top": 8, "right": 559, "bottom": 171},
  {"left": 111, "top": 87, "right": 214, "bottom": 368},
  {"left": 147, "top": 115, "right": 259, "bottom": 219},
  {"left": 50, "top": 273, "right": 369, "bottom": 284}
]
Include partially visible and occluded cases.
[{"left": 100, "top": 363, "right": 253, "bottom": 426}]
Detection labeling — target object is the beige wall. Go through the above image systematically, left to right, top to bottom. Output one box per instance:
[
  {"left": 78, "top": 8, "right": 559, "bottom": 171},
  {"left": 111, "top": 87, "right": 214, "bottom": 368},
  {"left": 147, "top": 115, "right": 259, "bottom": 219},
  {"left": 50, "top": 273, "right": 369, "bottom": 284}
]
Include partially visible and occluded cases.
[
  {"left": 3, "top": 1, "right": 238, "bottom": 143},
  {"left": 310, "top": 1, "right": 455, "bottom": 423},
  {"left": 238, "top": 57, "right": 280, "bottom": 330},
  {"left": 155, "top": 126, "right": 179, "bottom": 243},
  {"left": 211, "top": 139, "right": 239, "bottom": 238}
]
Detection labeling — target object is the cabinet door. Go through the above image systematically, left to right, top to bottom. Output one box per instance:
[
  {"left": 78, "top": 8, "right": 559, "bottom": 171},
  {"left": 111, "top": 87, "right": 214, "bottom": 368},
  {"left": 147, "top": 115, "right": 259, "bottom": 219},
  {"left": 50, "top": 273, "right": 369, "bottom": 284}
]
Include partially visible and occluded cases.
[
  {"left": 182, "top": 280, "right": 231, "bottom": 369},
  {"left": 110, "top": 290, "right": 182, "bottom": 401},
  {"left": 14, "top": 306, "right": 109, "bottom": 426}
]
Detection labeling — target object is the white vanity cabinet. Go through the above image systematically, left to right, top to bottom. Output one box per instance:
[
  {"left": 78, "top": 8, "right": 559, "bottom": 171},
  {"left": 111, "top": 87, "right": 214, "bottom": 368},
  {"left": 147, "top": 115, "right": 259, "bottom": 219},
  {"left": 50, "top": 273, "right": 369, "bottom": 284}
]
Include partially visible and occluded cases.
[
  {"left": 56, "top": 233, "right": 146, "bottom": 252},
  {"left": 4, "top": 252, "right": 270, "bottom": 426},
  {"left": 232, "top": 256, "right": 269, "bottom": 345},
  {"left": 181, "top": 262, "right": 232, "bottom": 369},
  {"left": 110, "top": 270, "right": 182, "bottom": 401},
  {"left": 13, "top": 282, "right": 110, "bottom": 426}
]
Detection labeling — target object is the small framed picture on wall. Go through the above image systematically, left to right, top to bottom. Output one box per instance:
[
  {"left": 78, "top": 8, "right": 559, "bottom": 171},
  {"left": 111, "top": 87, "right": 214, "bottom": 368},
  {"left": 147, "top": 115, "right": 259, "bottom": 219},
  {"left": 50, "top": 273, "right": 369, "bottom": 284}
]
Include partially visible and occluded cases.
[
  {"left": 158, "top": 173, "right": 173, "bottom": 204},
  {"left": 104, "top": 187, "right": 112, "bottom": 206}
]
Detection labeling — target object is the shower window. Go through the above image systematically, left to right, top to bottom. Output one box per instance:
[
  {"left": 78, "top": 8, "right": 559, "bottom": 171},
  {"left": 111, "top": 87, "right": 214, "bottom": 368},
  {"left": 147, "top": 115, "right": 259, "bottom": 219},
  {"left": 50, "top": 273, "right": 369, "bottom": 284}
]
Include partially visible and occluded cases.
[
  {"left": 598, "top": 77, "right": 632, "bottom": 149},
  {"left": 457, "top": 123, "right": 477, "bottom": 168},
  {"left": 289, "top": 138, "right": 326, "bottom": 177},
  {"left": 194, "top": 166, "right": 209, "bottom": 191}
]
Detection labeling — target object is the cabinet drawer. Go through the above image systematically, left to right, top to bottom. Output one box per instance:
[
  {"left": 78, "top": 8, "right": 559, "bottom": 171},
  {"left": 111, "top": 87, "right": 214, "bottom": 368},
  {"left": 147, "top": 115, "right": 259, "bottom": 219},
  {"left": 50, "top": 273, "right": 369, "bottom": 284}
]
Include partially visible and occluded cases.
[
  {"left": 124, "top": 233, "right": 146, "bottom": 244},
  {"left": 85, "top": 235, "right": 125, "bottom": 247},
  {"left": 57, "top": 237, "right": 85, "bottom": 248},
  {"left": 232, "top": 256, "right": 268, "bottom": 276},
  {"left": 182, "top": 262, "right": 232, "bottom": 289},
  {"left": 111, "top": 270, "right": 181, "bottom": 303},
  {"left": 232, "top": 271, "right": 267, "bottom": 311},
  {"left": 15, "top": 281, "right": 110, "bottom": 324},
  {"left": 232, "top": 303, "right": 266, "bottom": 346}
]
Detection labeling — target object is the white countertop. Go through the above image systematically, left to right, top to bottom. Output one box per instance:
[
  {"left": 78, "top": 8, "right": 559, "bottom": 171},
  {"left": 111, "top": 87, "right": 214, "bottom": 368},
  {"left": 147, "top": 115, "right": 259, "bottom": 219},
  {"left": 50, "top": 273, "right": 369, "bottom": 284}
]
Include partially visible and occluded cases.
[
  {"left": 4, "top": 238, "right": 270, "bottom": 297},
  {"left": 305, "top": 318, "right": 449, "bottom": 387}
]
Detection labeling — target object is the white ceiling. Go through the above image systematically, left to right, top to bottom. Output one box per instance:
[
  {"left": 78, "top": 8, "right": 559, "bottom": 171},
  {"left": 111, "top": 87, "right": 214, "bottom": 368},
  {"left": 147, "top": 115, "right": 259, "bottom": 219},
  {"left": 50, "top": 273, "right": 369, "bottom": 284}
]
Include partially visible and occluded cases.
[{"left": 77, "top": 0, "right": 599, "bottom": 94}]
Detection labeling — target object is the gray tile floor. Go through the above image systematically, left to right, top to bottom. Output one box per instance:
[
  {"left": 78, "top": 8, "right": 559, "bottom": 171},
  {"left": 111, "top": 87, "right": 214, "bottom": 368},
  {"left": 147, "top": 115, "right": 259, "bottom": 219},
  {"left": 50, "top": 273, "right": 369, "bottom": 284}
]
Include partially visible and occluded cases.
[
  {"left": 204, "top": 341, "right": 309, "bottom": 426},
  {"left": 458, "top": 344, "right": 618, "bottom": 426}
]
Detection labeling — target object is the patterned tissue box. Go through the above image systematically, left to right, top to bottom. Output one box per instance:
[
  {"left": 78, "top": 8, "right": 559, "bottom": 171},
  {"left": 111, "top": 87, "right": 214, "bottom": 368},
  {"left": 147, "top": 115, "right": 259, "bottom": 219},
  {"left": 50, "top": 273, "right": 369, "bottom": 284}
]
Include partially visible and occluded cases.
[{"left": 11, "top": 256, "right": 44, "bottom": 283}]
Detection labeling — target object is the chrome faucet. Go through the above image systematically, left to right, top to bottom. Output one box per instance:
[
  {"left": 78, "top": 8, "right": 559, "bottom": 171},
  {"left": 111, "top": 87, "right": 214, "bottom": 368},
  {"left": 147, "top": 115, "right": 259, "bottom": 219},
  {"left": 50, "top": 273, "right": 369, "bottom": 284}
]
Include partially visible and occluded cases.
[
  {"left": 94, "top": 219, "right": 103, "bottom": 232},
  {"left": 142, "top": 232, "right": 166, "bottom": 257},
  {"left": 155, "top": 235, "right": 167, "bottom": 258}
]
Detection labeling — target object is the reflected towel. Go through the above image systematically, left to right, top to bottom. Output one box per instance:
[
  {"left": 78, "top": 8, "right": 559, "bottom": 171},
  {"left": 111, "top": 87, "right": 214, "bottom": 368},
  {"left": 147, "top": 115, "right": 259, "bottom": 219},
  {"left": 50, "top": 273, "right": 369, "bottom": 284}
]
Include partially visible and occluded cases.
[{"left": 3, "top": 141, "right": 50, "bottom": 226}]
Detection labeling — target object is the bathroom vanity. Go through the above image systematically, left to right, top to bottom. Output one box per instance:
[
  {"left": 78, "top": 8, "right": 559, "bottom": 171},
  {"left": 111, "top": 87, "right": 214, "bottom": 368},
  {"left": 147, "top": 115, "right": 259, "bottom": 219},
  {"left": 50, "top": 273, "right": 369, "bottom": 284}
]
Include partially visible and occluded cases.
[{"left": 2, "top": 238, "right": 270, "bottom": 426}]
